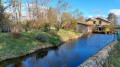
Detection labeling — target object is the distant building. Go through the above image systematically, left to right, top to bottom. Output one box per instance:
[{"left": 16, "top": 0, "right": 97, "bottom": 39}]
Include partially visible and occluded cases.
[
  {"left": 77, "top": 17, "right": 112, "bottom": 33},
  {"left": 87, "top": 17, "right": 111, "bottom": 26}
]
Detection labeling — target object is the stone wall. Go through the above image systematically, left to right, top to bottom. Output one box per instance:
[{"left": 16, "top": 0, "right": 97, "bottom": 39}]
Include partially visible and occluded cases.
[
  {"left": 87, "top": 18, "right": 110, "bottom": 26},
  {"left": 77, "top": 23, "right": 92, "bottom": 33},
  {"left": 78, "top": 40, "right": 118, "bottom": 67}
]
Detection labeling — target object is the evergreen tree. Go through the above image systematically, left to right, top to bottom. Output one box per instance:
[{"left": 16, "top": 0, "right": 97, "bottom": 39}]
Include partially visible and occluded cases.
[{"left": 107, "top": 13, "right": 118, "bottom": 25}]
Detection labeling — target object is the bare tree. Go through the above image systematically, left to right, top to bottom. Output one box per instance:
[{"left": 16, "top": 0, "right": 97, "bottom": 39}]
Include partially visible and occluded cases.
[
  {"left": 18, "top": 0, "right": 22, "bottom": 22},
  {"left": 47, "top": 7, "right": 58, "bottom": 28}
]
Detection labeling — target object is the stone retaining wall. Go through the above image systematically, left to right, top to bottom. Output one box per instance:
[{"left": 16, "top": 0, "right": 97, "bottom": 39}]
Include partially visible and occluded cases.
[{"left": 78, "top": 40, "right": 118, "bottom": 67}]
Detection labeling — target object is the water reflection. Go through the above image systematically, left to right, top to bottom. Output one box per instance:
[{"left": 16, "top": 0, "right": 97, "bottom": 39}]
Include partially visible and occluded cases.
[{"left": 0, "top": 34, "right": 117, "bottom": 67}]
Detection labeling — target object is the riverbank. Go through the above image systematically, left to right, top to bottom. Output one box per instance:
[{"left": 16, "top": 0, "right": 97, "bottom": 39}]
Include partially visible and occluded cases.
[
  {"left": 0, "top": 29, "right": 83, "bottom": 62},
  {"left": 79, "top": 40, "right": 118, "bottom": 67},
  {"left": 106, "top": 41, "right": 120, "bottom": 67}
]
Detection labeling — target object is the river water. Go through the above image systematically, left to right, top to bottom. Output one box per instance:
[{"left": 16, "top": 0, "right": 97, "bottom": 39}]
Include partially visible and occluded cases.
[{"left": 0, "top": 34, "right": 118, "bottom": 67}]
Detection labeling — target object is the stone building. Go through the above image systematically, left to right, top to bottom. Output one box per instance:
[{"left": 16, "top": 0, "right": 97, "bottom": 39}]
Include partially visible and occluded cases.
[
  {"left": 76, "top": 17, "right": 111, "bottom": 33},
  {"left": 87, "top": 17, "right": 111, "bottom": 26},
  {"left": 76, "top": 23, "right": 93, "bottom": 33}
]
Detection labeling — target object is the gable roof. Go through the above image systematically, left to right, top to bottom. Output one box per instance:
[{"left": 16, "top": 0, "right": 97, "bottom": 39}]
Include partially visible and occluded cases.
[{"left": 95, "top": 17, "right": 111, "bottom": 23}]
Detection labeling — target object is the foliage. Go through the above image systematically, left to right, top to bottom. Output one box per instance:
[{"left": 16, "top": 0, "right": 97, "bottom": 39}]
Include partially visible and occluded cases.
[
  {"left": 0, "top": 5, "right": 5, "bottom": 29},
  {"left": 47, "top": 7, "right": 58, "bottom": 28},
  {"left": 55, "top": 12, "right": 78, "bottom": 31},
  {"left": 107, "top": 13, "right": 118, "bottom": 25},
  {"left": 64, "top": 18, "right": 78, "bottom": 30},
  {"left": 86, "top": 18, "right": 92, "bottom": 22},
  {"left": 10, "top": 23, "right": 23, "bottom": 39},
  {"left": 104, "top": 26, "right": 114, "bottom": 31},
  {"left": 112, "top": 26, "right": 120, "bottom": 29},
  {"left": 46, "top": 30, "right": 61, "bottom": 45},
  {"left": 47, "top": 30, "right": 58, "bottom": 36},
  {"left": 10, "top": 31, "right": 22, "bottom": 39},
  {"left": 36, "top": 33, "right": 49, "bottom": 42},
  {"left": 49, "top": 37, "right": 61, "bottom": 45},
  {"left": 107, "top": 42, "right": 120, "bottom": 67}
]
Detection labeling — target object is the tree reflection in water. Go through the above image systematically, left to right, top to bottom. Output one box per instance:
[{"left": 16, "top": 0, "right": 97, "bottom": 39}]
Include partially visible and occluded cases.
[{"left": 0, "top": 34, "right": 117, "bottom": 67}]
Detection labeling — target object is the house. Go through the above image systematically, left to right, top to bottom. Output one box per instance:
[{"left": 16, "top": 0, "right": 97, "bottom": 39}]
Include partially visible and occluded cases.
[
  {"left": 76, "top": 17, "right": 112, "bottom": 33},
  {"left": 87, "top": 17, "right": 111, "bottom": 26},
  {"left": 76, "top": 23, "right": 93, "bottom": 33}
]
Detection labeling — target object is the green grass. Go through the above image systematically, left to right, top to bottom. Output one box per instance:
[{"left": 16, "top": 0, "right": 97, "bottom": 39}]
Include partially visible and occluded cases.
[
  {"left": 112, "top": 26, "right": 120, "bottom": 29},
  {"left": 0, "top": 29, "right": 82, "bottom": 61},
  {"left": 57, "top": 29, "right": 83, "bottom": 41},
  {"left": 0, "top": 31, "right": 51, "bottom": 60},
  {"left": 107, "top": 41, "right": 120, "bottom": 67}
]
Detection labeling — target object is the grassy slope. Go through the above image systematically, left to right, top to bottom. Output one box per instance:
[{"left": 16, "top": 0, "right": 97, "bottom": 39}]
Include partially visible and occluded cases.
[
  {"left": 57, "top": 29, "right": 83, "bottom": 41},
  {"left": 0, "top": 30, "right": 82, "bottom": 61},
  {"left": 0, "top": 31, "right": 51, "bottom": 60},
  {"left": 107, "top": 41, "right": 120, "bottom": 67}
]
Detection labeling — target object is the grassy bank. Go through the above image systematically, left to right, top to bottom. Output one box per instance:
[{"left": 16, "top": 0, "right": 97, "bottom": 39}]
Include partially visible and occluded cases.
[
  {"left": 0, "top": 29, "right": 83, "bottom": 61},
  {"left": 57, "top": 29, "right": 83, "bottom": 41},
  {"left": 107, "top": 41, "right": 120, "bottom": 67}
]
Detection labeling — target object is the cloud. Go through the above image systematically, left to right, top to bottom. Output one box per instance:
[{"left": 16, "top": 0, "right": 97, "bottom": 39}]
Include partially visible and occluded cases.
[
  {"left": 109, "top": 9, "right": 120, "bottom": 16},
  {"left": 109, "top": 9, "right": 120, "bottom": 25},
  {"left": 90, "top": 10, "right": 102, "bottom": 14},
  {"left": 88, "top": 15, "right": 107, "bottom": 19},
  {"left": 97, "top": 15, "right": 108, "bottom": 19},
  {"left": 88, "top": 16, "right": 93, "bottom": 18}
]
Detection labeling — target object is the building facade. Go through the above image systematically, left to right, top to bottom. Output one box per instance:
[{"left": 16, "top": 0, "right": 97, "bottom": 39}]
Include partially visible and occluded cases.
[
  {"left": 87, "top": 17, "right": 111, "bottom": 26},
  {"left": 76, "top": 23, "right": 92, "bottom": 33}
]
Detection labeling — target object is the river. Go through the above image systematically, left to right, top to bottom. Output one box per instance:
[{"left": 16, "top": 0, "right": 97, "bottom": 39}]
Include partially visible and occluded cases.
[{"left": 0, "top": 34, "right": 118, "bottom": 67}]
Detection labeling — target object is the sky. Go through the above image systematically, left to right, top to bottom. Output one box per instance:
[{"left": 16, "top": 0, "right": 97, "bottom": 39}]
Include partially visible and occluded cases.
[
  {"left": 3, "top": 0, "right": 120, "bottom": 24},
  {"left": 67, "top": 0, "right": 120, "bottom": 24},
  {"left": 68, "top": 0, "right": 120, "bottom": 17}
]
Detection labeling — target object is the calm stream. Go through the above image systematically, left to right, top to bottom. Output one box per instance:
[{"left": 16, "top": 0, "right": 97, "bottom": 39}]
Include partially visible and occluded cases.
[{"left": 0, "top": 34, "right": 118, "bottom": 67}]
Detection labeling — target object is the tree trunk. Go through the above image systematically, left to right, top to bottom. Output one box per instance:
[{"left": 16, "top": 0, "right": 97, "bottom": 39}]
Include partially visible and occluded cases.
[{"left": 19, "top": 0, "right": 22, "bottom": 22}]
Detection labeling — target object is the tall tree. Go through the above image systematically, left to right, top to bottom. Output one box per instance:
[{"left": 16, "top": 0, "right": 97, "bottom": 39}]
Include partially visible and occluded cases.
[
  {"left": 0, "top": 0, "right": 5, "bottom": 29},
  {"left": 0, "top": 0, "right": 1, "bottom": 7},
  {"left": 8, "top": 0, "right": 22, "bottom": 22},
  {"left": 18, "top": 0, "right": 22, "bottom": 22},
  {"left": 47, "top": 7, "right": 57, "bottom": 27},
  {"left": 73, "top": 8, "right": 86, "bottom": 23},
  {"left": 107, "top": 13, "right": 118, "bottom": 25}
]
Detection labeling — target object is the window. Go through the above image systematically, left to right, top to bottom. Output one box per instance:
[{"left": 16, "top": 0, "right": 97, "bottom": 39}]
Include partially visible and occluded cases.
[
  {"left": 93, "top": 21, "right": 96, "bottom": 24},
  {"left": 99, "top": 21, "right": 102, "bottom": 24}
]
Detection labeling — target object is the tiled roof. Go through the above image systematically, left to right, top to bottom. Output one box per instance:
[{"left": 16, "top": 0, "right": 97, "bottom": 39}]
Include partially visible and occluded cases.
[{"left": 95, "top": 17, "right": 111, "bottom": 23}]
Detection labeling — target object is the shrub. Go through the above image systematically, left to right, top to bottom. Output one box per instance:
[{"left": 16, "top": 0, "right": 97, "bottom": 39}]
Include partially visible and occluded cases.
[
  {"left": 10, "top": 24, "right": 24, "bottom": 39},
  {"left": 43, "top": 28, "right": 49, "bottom": 32},
  {"left": 47, "top": 30, "right": 58, "bottom": 36},
  {"left": 10, "top": 31, "right": 22, "bottom": 39},
  {"left": 36, "top": 33, "right": 49, "bottom": 42},
  {"left": 49, "top": 37, "right": 61, "bottom": 45}
]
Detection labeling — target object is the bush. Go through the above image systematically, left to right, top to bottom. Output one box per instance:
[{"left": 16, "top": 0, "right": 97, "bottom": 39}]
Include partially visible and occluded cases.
[
  {"left": 10, "top": 25, "right": 22, "bottom": 39},
  {"left": 47, "top": 30, "right": 58, "bottom": 36},
  {"left": 10, "top": 31, "right": 22, "bottom": 39},
  {"left": 36, "top": 33, "right": 49, "bottom": 42},
  {"left": 49, "top": 37, "right": 61, "bottom": 45}
]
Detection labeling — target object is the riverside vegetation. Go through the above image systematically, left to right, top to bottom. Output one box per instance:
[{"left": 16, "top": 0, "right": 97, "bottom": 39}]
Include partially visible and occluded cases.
[
  {"left": 0, "top": 0, "right": 84, "bottom": 61},
  {"left": 0, "top": 29, "right": 82, "bottom": 61},
  {"left": 107, "top": 41, "right": 120, "bottom": 67}
]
